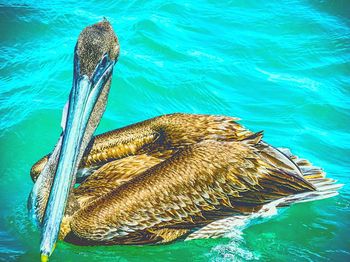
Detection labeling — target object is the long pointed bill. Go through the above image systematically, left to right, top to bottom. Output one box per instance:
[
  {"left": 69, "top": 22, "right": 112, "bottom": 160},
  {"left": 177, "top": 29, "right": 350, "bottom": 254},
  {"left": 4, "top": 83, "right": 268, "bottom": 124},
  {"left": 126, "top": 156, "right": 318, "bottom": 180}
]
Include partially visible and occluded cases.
[{"left": 40, "top": 49, "right": 116, "bottom": 259}]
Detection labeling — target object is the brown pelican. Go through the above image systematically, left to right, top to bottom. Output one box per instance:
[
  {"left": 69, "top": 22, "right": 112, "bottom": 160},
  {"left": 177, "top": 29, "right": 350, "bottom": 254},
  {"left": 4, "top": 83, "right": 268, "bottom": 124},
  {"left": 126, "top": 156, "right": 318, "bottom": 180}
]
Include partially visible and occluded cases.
[{"left": 28, "top": 20, "right": 342, "bottom": 261}]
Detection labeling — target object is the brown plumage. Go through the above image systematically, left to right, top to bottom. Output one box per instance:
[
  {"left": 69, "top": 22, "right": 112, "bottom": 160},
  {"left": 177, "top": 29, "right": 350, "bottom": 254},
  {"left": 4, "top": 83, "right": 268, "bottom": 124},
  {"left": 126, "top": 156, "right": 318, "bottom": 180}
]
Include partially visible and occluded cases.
[
  {"left": 29, "top": 20, "right": 341, "bottom": 252},
  {"left": 31, "top": 113, "right": 326, "bottom": 245},
  {"left": 30, "top": 114, "right": 251, "bottom": 182}
]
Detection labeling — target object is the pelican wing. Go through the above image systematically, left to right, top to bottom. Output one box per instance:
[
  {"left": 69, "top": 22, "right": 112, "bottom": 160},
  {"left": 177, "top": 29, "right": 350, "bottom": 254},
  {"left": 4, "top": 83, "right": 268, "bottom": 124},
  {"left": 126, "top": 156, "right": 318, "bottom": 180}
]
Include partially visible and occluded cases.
[
  {"left": 31, "top": 113, "right": 253, "bottom": 182},
  {"left": 80, "top": 113, "right": 253, "bottom": 166},
  {"left": 67, "top": 133, "right": 314, "bottom": 245},
  {"left": 74, "top": 154, "right": 163, "bottom": 208}
]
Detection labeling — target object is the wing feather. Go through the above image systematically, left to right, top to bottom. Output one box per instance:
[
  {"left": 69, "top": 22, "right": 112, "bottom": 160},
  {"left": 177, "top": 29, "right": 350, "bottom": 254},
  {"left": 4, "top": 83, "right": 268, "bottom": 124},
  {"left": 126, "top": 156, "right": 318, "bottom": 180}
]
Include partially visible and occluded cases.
[
  {"left": 30, "top": 113, "right": 252, "bottom": 182},
  {"left": 69, "top": 134, "right": 314, "bottom": 244},
  {"left": 74, "top": 154, "right": 163, "bottom": 207}
]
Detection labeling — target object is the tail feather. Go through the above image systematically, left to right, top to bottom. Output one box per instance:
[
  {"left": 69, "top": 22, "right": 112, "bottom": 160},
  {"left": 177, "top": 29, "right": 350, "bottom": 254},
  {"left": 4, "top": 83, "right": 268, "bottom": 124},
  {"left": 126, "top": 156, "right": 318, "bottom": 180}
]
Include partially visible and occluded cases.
[
  {"left": 276, "top": 147, "right": 343, "bottom": 207},
  {"left": 278, "top": 147, "right": 314, "bottom": 167},
  {"left": 299, "top": 166, "right": 325, "bottom": 178},
  {"left": 309, "top": 178, "right": 337, "bottom": 187},
  {"left": 279, "top": 191, "right": 339, "bottom": 207}
]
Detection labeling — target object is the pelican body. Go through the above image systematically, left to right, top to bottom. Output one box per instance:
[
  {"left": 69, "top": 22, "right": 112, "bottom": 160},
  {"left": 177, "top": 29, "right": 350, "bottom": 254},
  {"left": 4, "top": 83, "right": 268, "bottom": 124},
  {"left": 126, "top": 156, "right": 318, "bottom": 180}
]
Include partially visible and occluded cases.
[{"left": 28, "top": 20, "right": 342, "bottom": 260}]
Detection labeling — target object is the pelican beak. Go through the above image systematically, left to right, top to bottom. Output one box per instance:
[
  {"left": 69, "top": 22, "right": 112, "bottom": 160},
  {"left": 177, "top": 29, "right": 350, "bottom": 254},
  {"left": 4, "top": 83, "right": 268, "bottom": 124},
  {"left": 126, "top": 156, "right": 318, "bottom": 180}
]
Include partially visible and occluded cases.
[{"left": 39, "top": 47, "right": 117, "bottom": 259}]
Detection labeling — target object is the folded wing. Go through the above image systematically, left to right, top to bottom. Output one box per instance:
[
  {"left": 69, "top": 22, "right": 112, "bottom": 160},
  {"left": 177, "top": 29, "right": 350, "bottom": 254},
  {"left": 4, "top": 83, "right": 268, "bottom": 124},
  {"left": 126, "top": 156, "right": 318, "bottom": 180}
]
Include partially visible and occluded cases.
[{"left": 66, "top": 133, "right": 314, "bottom": 245}]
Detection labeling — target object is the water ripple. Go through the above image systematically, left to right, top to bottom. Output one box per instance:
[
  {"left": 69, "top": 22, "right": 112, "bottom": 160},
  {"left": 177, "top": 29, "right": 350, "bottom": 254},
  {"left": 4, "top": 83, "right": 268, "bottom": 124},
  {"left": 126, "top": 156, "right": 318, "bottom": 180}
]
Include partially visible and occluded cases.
[{"left": 0, "top": 0, "right": 349, "bottom": 260}]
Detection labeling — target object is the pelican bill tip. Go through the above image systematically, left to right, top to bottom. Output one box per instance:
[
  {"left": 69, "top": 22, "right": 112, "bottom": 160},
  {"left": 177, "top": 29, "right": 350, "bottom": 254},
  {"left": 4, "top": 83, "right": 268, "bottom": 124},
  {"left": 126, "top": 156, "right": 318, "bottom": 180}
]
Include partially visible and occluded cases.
[{"left": 40, "top": 254, "right": 49, "bottom": 262}]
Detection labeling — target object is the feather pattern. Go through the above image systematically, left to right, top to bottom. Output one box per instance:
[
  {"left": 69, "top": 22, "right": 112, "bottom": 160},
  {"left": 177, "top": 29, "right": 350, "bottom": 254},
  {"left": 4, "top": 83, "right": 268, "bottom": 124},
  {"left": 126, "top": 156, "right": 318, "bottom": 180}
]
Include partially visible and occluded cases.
[{"left": 30, "top": 113, "right": 341, "bottom": 245}]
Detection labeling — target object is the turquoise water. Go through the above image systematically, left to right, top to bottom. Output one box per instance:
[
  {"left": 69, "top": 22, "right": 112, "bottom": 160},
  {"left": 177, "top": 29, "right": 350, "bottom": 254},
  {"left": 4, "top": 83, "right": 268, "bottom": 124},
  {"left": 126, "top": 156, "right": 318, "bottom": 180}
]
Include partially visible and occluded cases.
[{"left": 0, "top": 0, "right": 349, "bottom": 261}]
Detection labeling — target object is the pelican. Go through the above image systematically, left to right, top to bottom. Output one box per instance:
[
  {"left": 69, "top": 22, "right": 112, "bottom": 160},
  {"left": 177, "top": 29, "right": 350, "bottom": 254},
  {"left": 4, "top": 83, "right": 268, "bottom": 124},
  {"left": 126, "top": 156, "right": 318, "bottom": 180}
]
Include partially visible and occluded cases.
[{"left": 28, "top": 20, "right": 342, "bottom": 261}]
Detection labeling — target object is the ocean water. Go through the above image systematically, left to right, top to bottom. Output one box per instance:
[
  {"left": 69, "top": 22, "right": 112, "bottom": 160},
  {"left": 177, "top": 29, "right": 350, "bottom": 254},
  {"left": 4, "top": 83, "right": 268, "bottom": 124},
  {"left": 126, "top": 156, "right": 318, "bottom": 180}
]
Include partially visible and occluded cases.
[{"left": 0, "top": 0, "right": 349, "bottom": 261}]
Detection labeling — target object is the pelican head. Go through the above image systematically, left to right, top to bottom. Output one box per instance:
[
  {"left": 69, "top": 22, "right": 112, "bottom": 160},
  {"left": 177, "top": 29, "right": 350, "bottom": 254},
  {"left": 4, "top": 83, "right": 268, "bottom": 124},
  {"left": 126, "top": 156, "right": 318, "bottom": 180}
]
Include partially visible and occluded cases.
[{"left": 40, "top": 20, "right": 119, "bottom": 260}]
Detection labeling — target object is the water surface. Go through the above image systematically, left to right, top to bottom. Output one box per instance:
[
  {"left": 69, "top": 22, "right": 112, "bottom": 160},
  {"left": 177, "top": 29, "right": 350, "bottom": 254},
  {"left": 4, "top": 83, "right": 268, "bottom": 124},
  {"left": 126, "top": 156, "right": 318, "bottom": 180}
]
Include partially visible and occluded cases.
[{"left": 0, "top": 0, "right": 349, "bottom": 261}]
